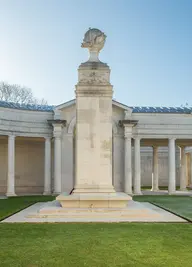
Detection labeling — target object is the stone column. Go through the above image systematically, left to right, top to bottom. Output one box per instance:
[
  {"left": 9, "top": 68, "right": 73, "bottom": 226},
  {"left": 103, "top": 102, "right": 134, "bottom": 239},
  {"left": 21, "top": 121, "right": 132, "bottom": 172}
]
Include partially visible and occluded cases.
[
  {"left": 48, "top": 122, "right": 65, "bottom": 195},
  {"left": 6, "top": 135, "right": 16, "bottom": 196},
  {"left": 54, "top": 136, "right": 62, "bottom": 194},
  {"left": 124, "top": 136, "right": 132, "bottom": 194},
  {"left": 43, "top": 137, "right": 52, "bottom": 195},
  {"left": 134, "top": 137, "right": 142, "bottom": 195},
  {"left": 168, "top": 138, "right": 176, "bottom": 194},
  {"left": 151, "top": 146, "right": 159, "bottom": 191},
  {"left": 179, "top": 146, "right": 187, "bottom": 191},
  {"left": 190, "top": 153, "right": 192, "bottom": 186}
]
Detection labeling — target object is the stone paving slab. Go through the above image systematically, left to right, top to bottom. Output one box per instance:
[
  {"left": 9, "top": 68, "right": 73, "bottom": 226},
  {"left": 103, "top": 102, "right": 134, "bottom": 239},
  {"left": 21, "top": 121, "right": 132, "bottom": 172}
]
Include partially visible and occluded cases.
[
  {"left": 0, "top": 196, "right": 7, "bottom": 199},
  {"left": 1, "top": 201, "right": 187, "bottom": 223}
]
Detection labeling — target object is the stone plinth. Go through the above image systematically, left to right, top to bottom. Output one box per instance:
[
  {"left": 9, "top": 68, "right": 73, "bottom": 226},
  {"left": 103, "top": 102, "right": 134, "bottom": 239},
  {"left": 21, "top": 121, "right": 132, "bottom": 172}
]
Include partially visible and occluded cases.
[
  {"left": 56, "top": 192, "right": 132, "bottom": 208},
  {"left": 19, "top": 201, "right": 186, "bottom": 223}
]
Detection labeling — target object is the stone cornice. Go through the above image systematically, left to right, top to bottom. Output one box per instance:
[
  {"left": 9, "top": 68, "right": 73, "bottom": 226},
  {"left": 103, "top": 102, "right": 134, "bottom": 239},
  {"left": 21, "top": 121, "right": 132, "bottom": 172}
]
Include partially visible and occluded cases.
[
  {"left": 47, "top": 120, "right": 67, "bottom": 126},
  {"left": 118, "top": 120, "right": 138, "bottom": 127}
]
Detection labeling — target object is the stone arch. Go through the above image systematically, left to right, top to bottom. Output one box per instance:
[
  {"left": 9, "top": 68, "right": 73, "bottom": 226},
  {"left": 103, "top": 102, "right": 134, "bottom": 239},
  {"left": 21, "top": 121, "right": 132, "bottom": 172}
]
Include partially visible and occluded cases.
[
  {"left": 67, "top": 116, "right": 119, "bottom": 135},
  {"left": 67, "top": 116, "right": 76, "bottom": 134}
]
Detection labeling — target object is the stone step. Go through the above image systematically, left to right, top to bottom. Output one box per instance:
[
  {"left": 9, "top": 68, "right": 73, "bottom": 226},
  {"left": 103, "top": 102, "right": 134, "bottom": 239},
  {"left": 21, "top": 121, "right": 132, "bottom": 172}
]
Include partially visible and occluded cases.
[{"left": 27, "top": 208, "right": 161, "bottom": 219}]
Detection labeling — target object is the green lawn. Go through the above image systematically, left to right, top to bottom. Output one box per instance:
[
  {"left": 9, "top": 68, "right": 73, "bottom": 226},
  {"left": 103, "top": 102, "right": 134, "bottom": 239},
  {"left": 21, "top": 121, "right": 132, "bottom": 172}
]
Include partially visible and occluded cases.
[
  {"left": 0, "top": 195, "right": 192, "bottom": 267},
  {"left": 0, "top": 195, "right": 54, "bottom": 221},
  {"left": 133, "top": 195, "right": 192, "bottom": 221},
  {"left": 0, "top": 223, "right": 192, "bottom": 267}
]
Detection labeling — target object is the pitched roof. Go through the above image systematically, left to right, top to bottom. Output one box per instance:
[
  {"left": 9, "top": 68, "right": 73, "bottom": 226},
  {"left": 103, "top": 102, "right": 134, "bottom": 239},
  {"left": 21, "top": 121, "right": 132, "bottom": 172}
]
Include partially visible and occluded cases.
[
  {"left": 0, "top": 100, "right": 192, "bottom": 114},
  {"left": 0, "top": 100, "right": 54, "bottom": 111},
  {"left": 131, "top": 106, "right": 192, "bottom": 114}
]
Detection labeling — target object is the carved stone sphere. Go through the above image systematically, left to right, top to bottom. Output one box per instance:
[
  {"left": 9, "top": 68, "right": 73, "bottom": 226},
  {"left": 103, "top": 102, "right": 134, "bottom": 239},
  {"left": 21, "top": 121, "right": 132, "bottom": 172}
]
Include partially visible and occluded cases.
[{"left": 81, "top": 28, "right": 106, "bottom": 52}]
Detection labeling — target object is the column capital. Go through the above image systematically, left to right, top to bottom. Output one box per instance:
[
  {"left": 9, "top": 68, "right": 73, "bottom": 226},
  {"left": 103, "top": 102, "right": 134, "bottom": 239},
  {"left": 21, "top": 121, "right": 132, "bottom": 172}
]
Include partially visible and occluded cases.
[
  {"left": 47, "top": 119, "right": 66, "bottom": 127},
  {"left": 119, "top": 120, "right": 138, "bottom": 128},
  {"left": 8, "top": 134, "right": 16, "bottom": 139},
  {"left": 54, "top": 134, "right": 62, "bottom": 139},
  {"left": 113, "top": 134, "right": 124, "bottom": 139},
  {"left": 124, "top": 134, "right": 132, "bottom": 139},
  {"left": 44, "top": 136, "right": 52, "bottom": 141},
  {"left": 133, "top": 136, "right": 141, "bottom": 141},
  {"left": 169, "top": 137, "right": 176, "bottom": 141},
  {"left": 179, "top": 145, "right": 185, "bottom": 149}
]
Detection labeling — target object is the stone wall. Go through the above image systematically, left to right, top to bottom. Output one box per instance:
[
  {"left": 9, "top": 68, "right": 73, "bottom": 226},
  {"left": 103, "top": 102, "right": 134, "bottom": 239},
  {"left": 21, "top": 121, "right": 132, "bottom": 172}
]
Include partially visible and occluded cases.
[{"left": 0, "top": 138, "right": 45, "bottom": 194}]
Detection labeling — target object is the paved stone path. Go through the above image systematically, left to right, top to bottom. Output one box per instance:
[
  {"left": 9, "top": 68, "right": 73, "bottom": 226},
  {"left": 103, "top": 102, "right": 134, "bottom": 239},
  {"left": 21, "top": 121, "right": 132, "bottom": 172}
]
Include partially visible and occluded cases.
[
  {"left": 0, "top": 196, "right": 7, "bottom": 199},
  {"left": 1, "top": 201, "right": 187, "bottom": 223}
]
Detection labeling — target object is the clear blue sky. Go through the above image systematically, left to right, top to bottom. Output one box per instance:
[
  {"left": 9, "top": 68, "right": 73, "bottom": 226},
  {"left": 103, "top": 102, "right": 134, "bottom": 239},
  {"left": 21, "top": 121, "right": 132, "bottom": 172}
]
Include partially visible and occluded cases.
[{"left": 0, "top": 0, "right": 191, "bottom": 107}]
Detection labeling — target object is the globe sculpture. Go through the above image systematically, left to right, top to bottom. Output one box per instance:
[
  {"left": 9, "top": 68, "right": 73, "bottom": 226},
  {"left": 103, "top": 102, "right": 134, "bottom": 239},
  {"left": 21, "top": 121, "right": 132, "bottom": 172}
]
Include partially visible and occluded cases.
[{"left": 81, "top": 28, "right": 106, "bottom": 62}]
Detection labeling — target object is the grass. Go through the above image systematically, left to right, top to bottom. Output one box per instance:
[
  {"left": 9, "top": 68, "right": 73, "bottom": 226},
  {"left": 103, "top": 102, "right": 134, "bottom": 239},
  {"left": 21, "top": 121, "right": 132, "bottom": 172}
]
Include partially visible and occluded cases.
[
  {"left": 0, "top": 195, "right": 192, "bottom": 266},
  {"left": 0, "top": 195, "right": 54, "bottom": 221},
  {"left": 133, "top": 195, "right": 192, "bottom": 221},
  {"left": 0, "top": 223, "right": 192, "bottom": 267}
]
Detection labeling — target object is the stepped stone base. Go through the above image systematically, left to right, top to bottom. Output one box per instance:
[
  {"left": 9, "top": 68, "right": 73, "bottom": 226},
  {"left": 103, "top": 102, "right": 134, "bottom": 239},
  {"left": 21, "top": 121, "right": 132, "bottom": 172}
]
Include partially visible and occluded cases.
[
  {"left": 56, "top": 192, "right": 132, "bottom": 208},
  {"left": 27, "top": 200, "right": 161, "bottom": 220},
  {"left": 1, "top": 201, "right": 186, "bottom": 223}
]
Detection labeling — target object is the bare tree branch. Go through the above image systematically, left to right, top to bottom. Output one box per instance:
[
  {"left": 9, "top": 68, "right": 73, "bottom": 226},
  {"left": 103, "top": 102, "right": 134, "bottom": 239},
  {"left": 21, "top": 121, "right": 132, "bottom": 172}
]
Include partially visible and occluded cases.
[{"left": 0, "top": 82, "right": 48, "bottom": 105}]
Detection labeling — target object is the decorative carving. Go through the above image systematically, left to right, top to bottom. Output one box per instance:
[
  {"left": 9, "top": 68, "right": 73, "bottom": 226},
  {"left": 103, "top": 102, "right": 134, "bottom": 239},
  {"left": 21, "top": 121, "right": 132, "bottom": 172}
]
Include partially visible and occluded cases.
[
  {"left": 81, "top": 28, "right": 106, "bottom": 62},
  {"left": 79, "top": 71, "right": 109, "bottom": 84},
  {"left": 124, "top": 109, "right": 132, "bottom": 119}
]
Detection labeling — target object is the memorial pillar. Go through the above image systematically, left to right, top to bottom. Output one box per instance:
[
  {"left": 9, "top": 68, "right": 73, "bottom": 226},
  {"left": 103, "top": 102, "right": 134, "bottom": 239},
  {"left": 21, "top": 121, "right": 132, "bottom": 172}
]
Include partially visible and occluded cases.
[
  {"left": 56, "top": 28, "right": 131, "bottom": 208},
  {"left": 73, "top": 34, "right": 114, "bottom": 194}
]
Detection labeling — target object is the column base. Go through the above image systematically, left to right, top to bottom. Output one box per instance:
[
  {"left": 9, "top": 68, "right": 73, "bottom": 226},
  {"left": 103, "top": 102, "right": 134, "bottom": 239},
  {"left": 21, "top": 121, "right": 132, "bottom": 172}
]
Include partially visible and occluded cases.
[
  {"left": 151, "top": 188, "right": 159, "bottom": 192},
  {"left": 179, "top": 188, "right": 187, "bottom": 191},
  {"left": 43, "top": 191, "right": 52, "bottom": 195},
  {"left": 125, "top": 191, "right": 133, "bottom": 196},
  {"left": 133, "top": 191, "right": 142, "bottom": 195},
  {"left": 168, "top": 191, "right": 176, "bottom": 195},
  {"left": 6, "top": 192, "right": 17, "bottom": 197},
  {"left": 52, "top": 192, "right": 61, "bottom": 196}
]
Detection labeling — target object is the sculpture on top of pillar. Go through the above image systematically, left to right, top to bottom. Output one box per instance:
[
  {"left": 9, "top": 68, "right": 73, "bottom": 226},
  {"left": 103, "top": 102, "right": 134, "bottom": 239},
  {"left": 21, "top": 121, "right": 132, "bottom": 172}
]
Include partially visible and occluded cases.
[{"left": 81, "top": 28, "right": 106, "bottom": 62}]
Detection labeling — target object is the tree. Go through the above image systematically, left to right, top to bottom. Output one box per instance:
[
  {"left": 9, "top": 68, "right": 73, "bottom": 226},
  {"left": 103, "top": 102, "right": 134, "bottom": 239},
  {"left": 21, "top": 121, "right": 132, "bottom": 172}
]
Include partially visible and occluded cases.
[{"left": 0, "top": 81, "right": 47, "bottom": 105}]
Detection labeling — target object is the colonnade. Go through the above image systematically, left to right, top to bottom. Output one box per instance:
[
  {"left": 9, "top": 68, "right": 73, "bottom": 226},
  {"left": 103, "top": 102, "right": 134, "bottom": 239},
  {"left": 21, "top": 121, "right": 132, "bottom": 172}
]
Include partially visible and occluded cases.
[
  {"left": 4, "top": 132, "right": 192, "bottom": 196},
  {"left": 124, "top": 136, "right": 189, "bottom": 195}
]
